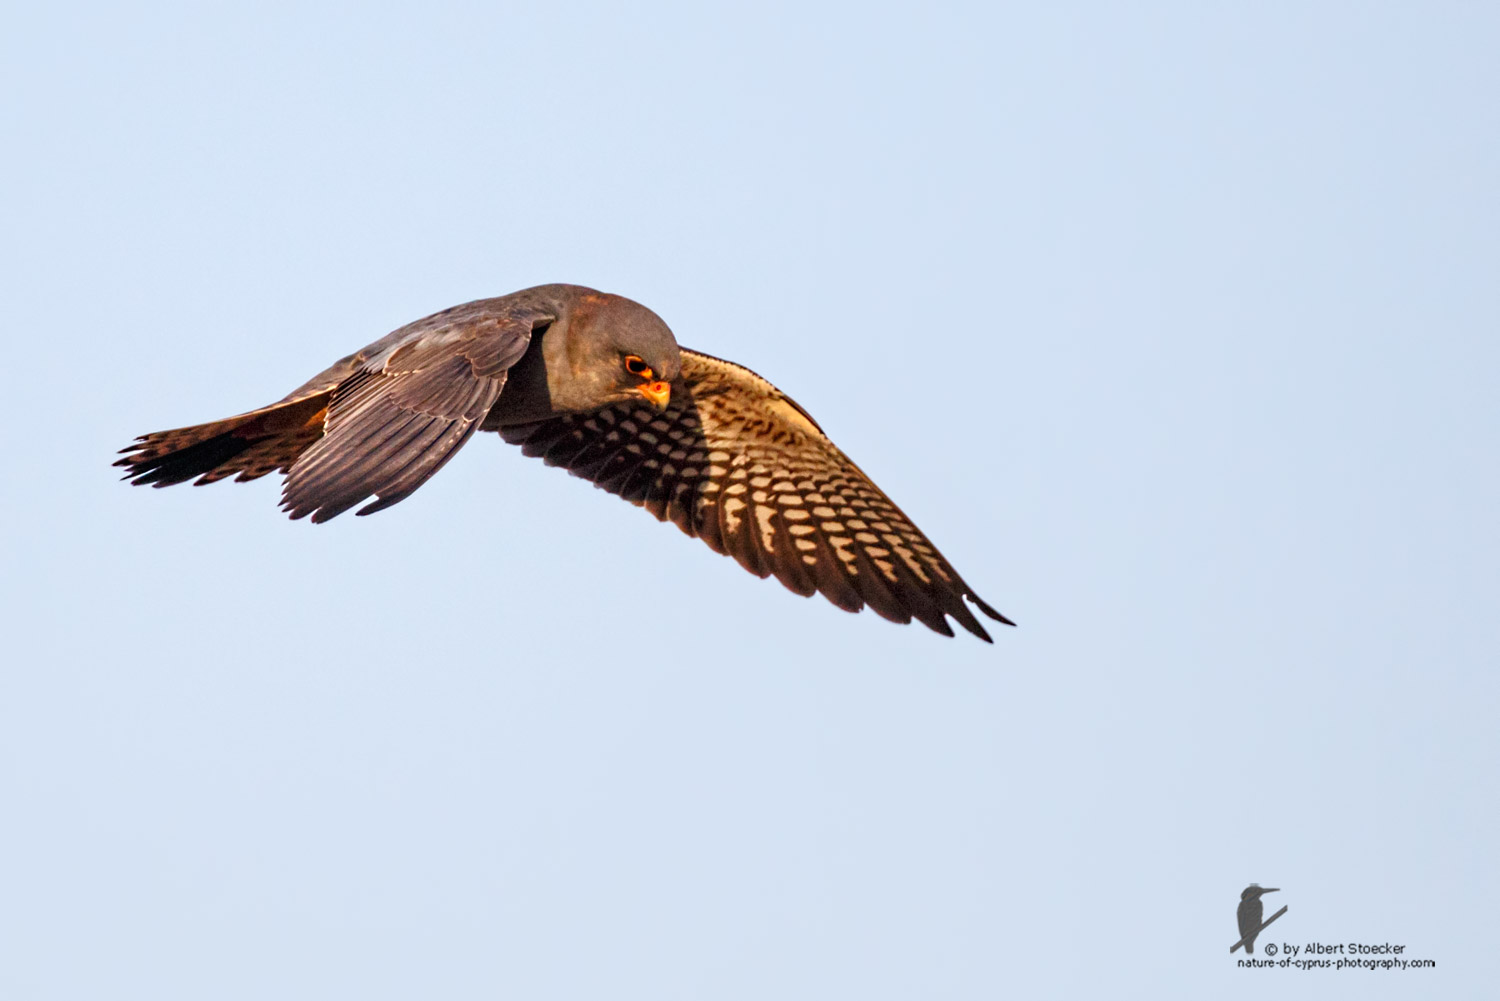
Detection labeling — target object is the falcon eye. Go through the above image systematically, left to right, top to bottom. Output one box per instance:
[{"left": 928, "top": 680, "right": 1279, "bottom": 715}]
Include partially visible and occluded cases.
[{"left": 623, "top": 355, "right": 654, "bottom": 379}]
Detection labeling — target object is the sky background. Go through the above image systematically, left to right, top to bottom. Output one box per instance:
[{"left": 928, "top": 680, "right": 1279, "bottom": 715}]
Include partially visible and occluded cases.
[{"left": 3, "top": 2, "right": 1496, "bottom": 998}]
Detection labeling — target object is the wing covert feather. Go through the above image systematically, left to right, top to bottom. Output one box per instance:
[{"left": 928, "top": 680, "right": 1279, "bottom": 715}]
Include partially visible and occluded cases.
[
  {"left": 280, "top": 302, "right": 550, "bottom": 522},
  {"left": 499, "top": 349, "right": 1011, "bottom": 640}
]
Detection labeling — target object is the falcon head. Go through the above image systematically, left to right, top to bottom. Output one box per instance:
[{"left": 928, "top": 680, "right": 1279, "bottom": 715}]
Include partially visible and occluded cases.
[{"left": 546, "top": 288, "right": 681, "bottom": 414}]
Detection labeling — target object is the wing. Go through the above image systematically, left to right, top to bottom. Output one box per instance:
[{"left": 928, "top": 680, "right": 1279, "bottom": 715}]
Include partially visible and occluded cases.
[
  {"left": 119, "top": 299, "right": 553, "bottom": 522},
  {"left": 279, "top": 301, "right": 552, "bottom": 522},
  {"left": 499, "top": 349, "right": 1012, "bottom": 640}
]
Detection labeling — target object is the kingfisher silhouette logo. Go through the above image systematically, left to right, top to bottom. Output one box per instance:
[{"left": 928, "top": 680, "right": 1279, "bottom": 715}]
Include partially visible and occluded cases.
[
  {"left": 1229, "top": 884, "right": 1436, "bottom": 971},
  {"left": 1231, "top": 884, "right": 1287, "bottom": 954}
]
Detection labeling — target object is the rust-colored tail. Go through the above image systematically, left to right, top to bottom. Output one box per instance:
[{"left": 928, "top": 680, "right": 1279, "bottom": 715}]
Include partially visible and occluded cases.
[{"left": 116, "top": 390, "right": 333, "bottom": 488}]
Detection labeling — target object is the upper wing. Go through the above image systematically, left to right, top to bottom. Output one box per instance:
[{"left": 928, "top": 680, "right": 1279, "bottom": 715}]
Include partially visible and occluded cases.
[
  {"left": 116, "top": 300, "right": 553, "bottom": 505},
  {"left": 279, "top": 300, "right": 553, "bottom": 522},
  {"left": 499, "top": 349, "right": 1012, "bottom": 640}
]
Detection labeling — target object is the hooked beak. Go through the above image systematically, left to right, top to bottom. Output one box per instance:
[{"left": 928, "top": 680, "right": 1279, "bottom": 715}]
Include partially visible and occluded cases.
[{"left": 637, "top": 380, "right": 671, "bottom": 410}]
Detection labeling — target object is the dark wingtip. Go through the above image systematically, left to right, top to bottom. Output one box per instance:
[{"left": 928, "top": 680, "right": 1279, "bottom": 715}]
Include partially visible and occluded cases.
[
  {"left": 970, "top": 594, "right": 1016, "bottom": 627},
  {"left": 921, "top": 613, "right": 957, "bottom": 639}
]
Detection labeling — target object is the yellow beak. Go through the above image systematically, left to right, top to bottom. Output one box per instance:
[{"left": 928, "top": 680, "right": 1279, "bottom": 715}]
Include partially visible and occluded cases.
[{"left": 637, "top": 380, "right": 671, "bottom": 410}]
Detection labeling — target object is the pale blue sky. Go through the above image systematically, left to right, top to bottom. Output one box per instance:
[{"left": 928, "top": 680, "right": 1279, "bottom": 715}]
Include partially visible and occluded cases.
[{"left": 3, "top": 3, "right": 1496, "bottom": 998}]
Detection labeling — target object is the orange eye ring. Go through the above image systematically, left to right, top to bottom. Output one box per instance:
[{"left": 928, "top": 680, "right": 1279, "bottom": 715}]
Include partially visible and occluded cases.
[{"left": 623, "top": 355, "right": 654, "bottom": 379}]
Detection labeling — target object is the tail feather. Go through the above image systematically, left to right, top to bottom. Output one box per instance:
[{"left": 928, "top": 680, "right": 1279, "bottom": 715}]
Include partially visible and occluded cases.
[{"left": 117, "top": 391, "right": 332, "bottom": 488}]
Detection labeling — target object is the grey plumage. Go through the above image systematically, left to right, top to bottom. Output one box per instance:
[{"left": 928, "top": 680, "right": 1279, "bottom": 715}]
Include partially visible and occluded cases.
[{"left": 117, "top": 283, "right": 1011, "bottom": 639}]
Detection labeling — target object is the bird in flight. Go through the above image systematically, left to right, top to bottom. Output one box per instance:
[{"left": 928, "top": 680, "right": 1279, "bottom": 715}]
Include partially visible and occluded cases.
[{"left": 117, "top": 284, "right": 1012, "bottom": 640}]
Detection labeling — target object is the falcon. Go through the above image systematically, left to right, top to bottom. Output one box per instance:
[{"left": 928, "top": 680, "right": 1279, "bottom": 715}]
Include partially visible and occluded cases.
[{"left": 117, "top": 284, "right": 1013, "bottom": 640}]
